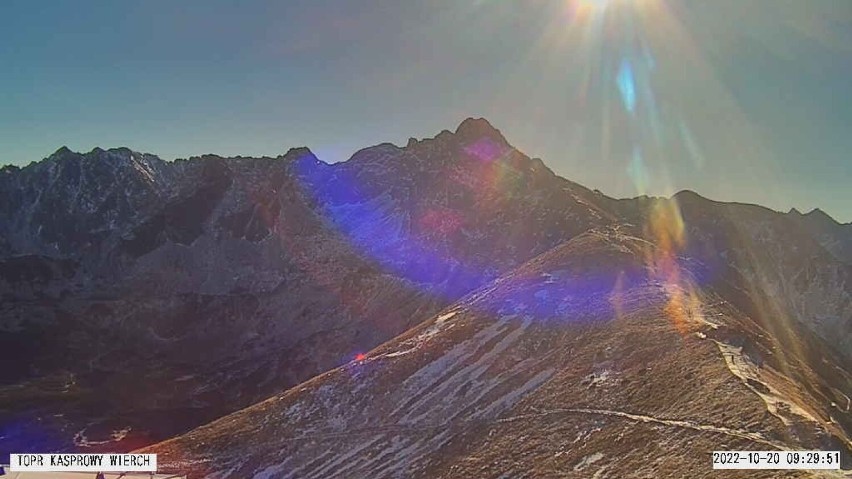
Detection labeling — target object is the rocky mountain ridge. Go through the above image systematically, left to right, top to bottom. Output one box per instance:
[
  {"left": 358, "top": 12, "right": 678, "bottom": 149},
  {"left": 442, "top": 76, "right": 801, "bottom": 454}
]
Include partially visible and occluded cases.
[{"left": 1, "top": 119, "right": 850, "bottom": 471}]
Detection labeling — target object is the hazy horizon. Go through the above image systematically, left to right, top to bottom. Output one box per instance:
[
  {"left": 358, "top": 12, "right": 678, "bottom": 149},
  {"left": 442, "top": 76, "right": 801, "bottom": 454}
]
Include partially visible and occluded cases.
[{"left": 2, "top": 0, "right": 850, "bottom": 221}]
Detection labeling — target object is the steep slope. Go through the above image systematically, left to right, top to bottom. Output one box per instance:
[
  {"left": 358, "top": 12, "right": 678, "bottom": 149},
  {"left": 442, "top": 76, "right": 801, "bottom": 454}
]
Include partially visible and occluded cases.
[
  {"left": 2, "top": 118, "right": 849, "bottom": 469},
  {"left": 291, "top": 118, "right": 617, "bottom": 296},
  {"left": 0, "top": 119, "right": 616, "bottom": 456},
  {"left": 0, "top": 148, "right": 444, "bottom": 455},
  {"left": 671, "top": 191, "right": 852, "bottom": 360},
  {"left": 605, "top": 192, "right": 852, "bottom": 363},
  {"left": 786, "top": 207, "right": 852, "bottom": 265},
  {"left": 145, "top": 229, "right": 851, "bottom": 478}
]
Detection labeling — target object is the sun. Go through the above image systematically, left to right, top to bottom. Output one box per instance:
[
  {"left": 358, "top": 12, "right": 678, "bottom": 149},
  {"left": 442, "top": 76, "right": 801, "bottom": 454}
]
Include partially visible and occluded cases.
[
  {"left": 574, "top": 0, "right": 653, "bottom": 13},
  {"left": 579, "top": 0, "right": 615, "bottom": 10},
  {"left": 581, "top": 0, "right": 611, "bottom": 7}
]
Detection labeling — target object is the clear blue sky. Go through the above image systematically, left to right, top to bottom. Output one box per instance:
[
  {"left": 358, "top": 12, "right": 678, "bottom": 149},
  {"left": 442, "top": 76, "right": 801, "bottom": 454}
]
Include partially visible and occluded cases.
[{"left": 2, "top": 0, "right": 850, "bottom": 221}]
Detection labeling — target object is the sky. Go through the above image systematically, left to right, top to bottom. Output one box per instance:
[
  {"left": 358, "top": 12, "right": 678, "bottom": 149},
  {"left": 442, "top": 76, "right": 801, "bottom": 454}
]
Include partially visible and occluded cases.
[{"left": 2, "top": 0, "right": 850, "bottom": 222}]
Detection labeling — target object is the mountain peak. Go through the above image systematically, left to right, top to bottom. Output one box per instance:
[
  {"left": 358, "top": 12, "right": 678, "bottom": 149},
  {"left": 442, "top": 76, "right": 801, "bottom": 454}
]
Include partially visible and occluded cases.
[
  {"left": 454, "top": 117, "right": 508, "bottom": 145},
  {"left": 47, "top": 146, "right": 146, "bottom": 162},
  {"left": 50, "top": 146, "right": 75, "bottom": 158},
  {"left": 282, "top": 146, "right": 315, "bottom": 159},
  {"left": 282, "top": 146, "right": 326, "bottom": 168},
  {"left": 672, "top": 189, "right": 707, "bottom": 203},
  {"left": 788, "top": 206, "right": 839, "bottom": 226},
  {"left": 804, "top": 207, "right": 834, "bottom": 222},
  {"left": 805, "top": 208, "right": 831, "bottom": 218}
]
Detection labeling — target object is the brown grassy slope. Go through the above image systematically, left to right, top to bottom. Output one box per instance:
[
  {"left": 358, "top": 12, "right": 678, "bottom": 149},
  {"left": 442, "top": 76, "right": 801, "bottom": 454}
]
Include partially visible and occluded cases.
[{"left": 143, "top": 230, "right": 849, "bottom": 478}]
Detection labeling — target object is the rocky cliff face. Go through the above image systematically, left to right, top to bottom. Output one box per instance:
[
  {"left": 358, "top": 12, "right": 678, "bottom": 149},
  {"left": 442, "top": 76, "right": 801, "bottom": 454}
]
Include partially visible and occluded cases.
[
  {"left": 0, "top": 119, "right": 617, "bottom": 455},
  {"left": 1, "top": 119, "right": 849, "bottom": 469},
  {"left": 786, "top": 207, "right": 852, "bottom": 265}
]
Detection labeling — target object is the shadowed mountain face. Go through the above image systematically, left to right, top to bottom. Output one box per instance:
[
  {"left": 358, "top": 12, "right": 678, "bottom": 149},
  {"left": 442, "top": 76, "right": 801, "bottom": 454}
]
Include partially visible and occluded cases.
[
  {"left": 0, "top": 119, "right": 614, "bottom": 456},
  {"left": 1, "top": 119, "right": 850, "bottom": 474},
  {"left": 785, "top": 207, "right": 852, "bottom": 265}
]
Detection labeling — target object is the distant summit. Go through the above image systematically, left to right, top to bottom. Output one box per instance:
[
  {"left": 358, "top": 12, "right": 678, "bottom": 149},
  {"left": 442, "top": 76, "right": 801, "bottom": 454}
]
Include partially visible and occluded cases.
[
  {"left": 454, "top": 117, "right": 509, "bottom": 145},
  {"left": 787, "top": 205, "right": 852, "bottom": 263}
]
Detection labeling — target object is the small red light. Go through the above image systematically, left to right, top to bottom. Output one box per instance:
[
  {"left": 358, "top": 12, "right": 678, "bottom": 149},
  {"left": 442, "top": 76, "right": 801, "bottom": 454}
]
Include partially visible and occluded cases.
[{"left": 355, "top": 353, "right": 366, "bottom": 361}]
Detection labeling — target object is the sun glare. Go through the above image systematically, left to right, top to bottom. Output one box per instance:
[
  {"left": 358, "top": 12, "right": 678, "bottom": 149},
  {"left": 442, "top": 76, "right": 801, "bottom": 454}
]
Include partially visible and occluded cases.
[
  {"left": 573, "top": 0, "right": 608, "bottom": 15},
  {"left": 574, "top": 0, "right": 653, "bottom": 14}
]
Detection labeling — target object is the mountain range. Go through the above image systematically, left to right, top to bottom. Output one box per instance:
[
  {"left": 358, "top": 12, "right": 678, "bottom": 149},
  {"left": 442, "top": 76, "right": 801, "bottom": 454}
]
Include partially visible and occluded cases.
[{"left": 1, "top": 118, "right": 850, "bottom": 477}]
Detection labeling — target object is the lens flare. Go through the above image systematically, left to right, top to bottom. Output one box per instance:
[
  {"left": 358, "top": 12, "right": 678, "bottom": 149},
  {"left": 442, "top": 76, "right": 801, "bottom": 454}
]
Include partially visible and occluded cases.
[
  {"left": 616, "top": 59, "right": 637, "bottom": 113},
  {"left": 643, "top": 198, "right": 702, "bottom": 334}
]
